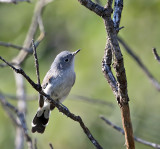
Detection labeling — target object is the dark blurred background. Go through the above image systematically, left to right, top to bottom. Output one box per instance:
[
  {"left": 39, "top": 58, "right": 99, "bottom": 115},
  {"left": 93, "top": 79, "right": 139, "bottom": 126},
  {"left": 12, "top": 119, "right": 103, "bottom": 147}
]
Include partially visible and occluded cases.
[{"left": 0, "top": 0, "right": 160, "bottom": 148}]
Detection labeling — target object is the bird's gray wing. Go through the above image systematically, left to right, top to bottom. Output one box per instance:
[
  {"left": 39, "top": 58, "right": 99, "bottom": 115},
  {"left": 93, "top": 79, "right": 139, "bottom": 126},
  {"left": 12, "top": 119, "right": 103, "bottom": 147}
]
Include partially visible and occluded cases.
[
  {"left": 39, "top": 69, "right": 54, "bottom": 107},
  {"left": 41, "top": 69, "right": 54, "bottom": 90}
]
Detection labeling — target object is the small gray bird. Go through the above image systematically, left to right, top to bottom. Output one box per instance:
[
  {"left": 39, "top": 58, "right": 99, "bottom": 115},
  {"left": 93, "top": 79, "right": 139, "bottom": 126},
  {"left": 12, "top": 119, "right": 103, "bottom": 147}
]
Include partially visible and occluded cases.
[{"left": 32, "top": 49, "right": 80, "bottom": 133}]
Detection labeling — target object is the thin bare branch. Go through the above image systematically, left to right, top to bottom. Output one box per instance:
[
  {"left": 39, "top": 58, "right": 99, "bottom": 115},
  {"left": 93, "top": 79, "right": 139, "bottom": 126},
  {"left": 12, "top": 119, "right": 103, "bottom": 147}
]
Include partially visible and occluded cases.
[
  {"left": 0, "top": 0, "right": 29, "bottom": 4},
  {"left": 12, "top": 0, "right": 53, "bottom": 65},
  {"left": 78, "top": 0, "right": 112, "bottom": 18},
  {"left": 113, "top": 0, "right": 123, "bottom": 32},
  {"left": 118, "top": 36, "right": 160, "bottom": 91},
  {"left": 32, "top": 39, "right": 41, "bottom": 85},
  {"left": 102, "top": 39, "right": 118, "bottom": 98},
  {"left": 0, "top": 41, "right": 30, "bottom": 52},
  {"left": 152, "top": 48, "right": 160, "bottom": 64},
  {"left": 0, "top": 56, "right": 103, "bottom": 149},
  {"left": 0, "top": 61, "right": 18, "bottom": 67},
  {"left": 14, "top": 68, "right": 26, "bottom": 149},
  {"left": 0, "top": 92, "right": 20, "bottom": 127},
  {"left": 0, "top": 93, "right": 33, "bottom": 149},
  {"left": 3, "top": 93, "right": 37, "bottom": 101},
  {"left": 4, "top": 93, "right": 113, "bottom": 107},
  {"left": 70, "top": 94, "right": 114, "bottom": 107},
  {"left": 100, "top": 116, "right": 160, "bottom": 149},
  {"left": 34, "top": 139, "right": 38, "bottom": 149},
  {"left": 49, "top": 143, "right": 54, "bottom": 149}
]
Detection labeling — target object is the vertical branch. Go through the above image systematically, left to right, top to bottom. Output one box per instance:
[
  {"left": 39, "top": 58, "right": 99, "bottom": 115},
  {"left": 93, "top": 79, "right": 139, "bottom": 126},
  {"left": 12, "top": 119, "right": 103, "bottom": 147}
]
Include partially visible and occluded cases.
[
  {"left": 12, "top": 0, "right": 53, "bottom": 65},
  {"left": 78, "top": 0, "right": 135, "bottom": 148},
  {"left": 113, "top": 0, "right": 123, "bottom": 31},
  {"left": 103, "top": 3, "right": 135, "bottom": 148},
  {"left": 32, "top": 39, "right": 41, "bottom": 85},
  {"left": 102, "top": 39, "right": 118, "bottom": 97},
  {"left": 14, "top": 69, "right": 26, "bottom": 149}
]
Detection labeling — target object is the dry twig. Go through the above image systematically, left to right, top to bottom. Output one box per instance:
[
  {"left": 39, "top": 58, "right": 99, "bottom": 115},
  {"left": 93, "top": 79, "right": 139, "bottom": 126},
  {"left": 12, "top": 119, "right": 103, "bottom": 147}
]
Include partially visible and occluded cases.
[
  {"left": 0, "top": 0, "right": 29, "bottom": 4},
  {"left": 78, "top": 0, "right": 135, "bottom": 148},
  {"left": 118, "top": 36, "right": 160, "bottom": 91},
  {"left": 0, "top": 41, "right": 30, "bottom": 52},
  {"left": 152, "top": 48, "right": 160, "bottom": 64},
  {"left": 0, "top": 93, "right": 33, "bottom": 149},
  {"left": 71, "top": 94, "right": 113, "bottom": 107},
  {"left": 100, "top": 115, "right": 160, "bottom": 149},
  {"left": 49, "top": 143, "right": 54, "bottom": 149}
]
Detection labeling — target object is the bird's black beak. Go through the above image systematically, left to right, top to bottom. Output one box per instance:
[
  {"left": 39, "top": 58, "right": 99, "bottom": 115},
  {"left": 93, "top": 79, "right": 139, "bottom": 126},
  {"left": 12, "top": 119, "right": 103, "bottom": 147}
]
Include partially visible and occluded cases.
[{"left": 73, "top": 49, "right": 81, "bottom": 56}]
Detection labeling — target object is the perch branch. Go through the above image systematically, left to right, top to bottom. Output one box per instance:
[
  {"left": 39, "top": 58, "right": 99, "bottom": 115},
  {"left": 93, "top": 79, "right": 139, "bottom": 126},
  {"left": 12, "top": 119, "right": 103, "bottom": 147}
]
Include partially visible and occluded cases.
[
  {"left": 118, "top": 36, "right": 160, "bottom": 91},
  {"left": 152, "top": 48, "right": 160, "bottom": 64},
  {"left": 0, "top": 56, "right": 103, "bottom": 149},
  {"left": 3, "top": 93, "right": 113, "bottom": 107},
  {"left": 100, "top": 116, "right": 160, "bottom": 149}
]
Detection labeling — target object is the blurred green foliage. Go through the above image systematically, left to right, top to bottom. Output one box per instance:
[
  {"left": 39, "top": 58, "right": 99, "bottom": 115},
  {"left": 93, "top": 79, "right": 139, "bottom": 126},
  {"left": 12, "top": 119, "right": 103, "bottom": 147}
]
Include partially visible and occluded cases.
[{"left": 0, "top": 0, "right": 160, "bottom": 148}]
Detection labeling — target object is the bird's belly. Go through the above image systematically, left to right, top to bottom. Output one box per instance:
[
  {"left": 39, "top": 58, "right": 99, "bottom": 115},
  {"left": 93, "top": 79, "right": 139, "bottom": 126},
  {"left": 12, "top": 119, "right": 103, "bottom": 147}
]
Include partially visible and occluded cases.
[{"left": 43, "top": 72, "right": 75, "bottom": 101}]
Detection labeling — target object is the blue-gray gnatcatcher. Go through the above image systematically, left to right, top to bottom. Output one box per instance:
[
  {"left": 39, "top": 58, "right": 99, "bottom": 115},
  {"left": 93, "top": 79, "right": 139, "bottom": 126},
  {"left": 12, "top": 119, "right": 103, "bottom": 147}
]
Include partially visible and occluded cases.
[{"left": 32, "top": 49, "right": 80, "bottom": 133}]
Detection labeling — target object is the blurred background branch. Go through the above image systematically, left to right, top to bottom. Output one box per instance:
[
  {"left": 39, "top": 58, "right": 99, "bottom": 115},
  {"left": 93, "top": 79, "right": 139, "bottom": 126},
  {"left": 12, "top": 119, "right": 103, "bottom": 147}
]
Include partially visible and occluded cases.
[
  {"left": 0, "top": 0, "right": 30, "bottom": 4},
  {"left": 118, "top": 36, "right": 160, "bottom": 91},
  {"left": 0, "top": 93, "right": 33, "bottom": 149},
  {"left": 100, "top": 115, "right": 160, "bottom": 149}
]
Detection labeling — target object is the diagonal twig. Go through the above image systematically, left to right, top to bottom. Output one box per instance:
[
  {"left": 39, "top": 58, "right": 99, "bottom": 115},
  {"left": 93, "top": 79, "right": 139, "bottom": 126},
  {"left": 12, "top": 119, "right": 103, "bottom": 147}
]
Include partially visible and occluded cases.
[
  {"left": 0, "top": 0, "right": 30, "bottom": 4},
  {"left": 118, "top": 36, "right": 160, "bottom": 91},
  {"left": 0, "top": 41, "right": 31, "bottom": 52},
  {"left": 152, "top": 48, "right": 160, "bottom": 64},
  {"left": 70, "top": 94, "right": 114, "bottom": 107},
  {"left": 100, "top": 115, "right": 160, "bottom": 149},
  {"left": 49, "top": 143, "right": 54, "bottom": 149}
]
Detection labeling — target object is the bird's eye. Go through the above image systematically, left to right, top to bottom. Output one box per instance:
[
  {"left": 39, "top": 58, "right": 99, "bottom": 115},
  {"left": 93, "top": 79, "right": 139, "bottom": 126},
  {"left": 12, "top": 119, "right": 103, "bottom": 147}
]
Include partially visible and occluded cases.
[{"left": 64, "top": 58, "right": 69, "bottom": 62}]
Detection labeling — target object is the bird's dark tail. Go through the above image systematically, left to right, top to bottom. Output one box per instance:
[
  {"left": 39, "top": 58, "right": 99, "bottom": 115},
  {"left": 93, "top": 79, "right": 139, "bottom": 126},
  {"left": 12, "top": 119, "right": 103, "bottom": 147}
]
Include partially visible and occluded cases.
[{"left": 32, "top": 108, "right": 50, "bottom": 133}]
